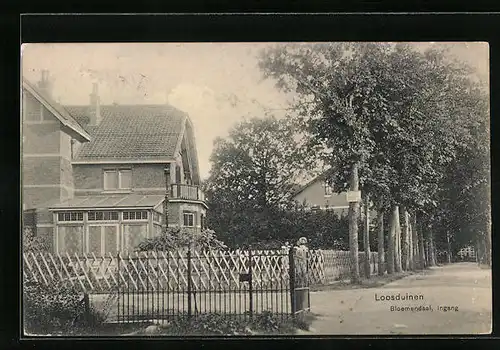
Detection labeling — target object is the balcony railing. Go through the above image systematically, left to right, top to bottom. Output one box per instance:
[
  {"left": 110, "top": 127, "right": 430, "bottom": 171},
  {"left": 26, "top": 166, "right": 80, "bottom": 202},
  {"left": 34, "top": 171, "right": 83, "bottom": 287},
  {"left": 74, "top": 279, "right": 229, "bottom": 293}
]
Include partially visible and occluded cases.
[{"left": 170, "top": 184, "right": 205, "bottom": 202}]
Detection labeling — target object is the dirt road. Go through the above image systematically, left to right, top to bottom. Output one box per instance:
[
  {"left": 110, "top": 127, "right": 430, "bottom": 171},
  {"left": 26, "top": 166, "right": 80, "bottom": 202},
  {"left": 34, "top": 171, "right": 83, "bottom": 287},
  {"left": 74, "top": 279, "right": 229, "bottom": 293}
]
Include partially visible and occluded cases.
[{"left": 307, "top": 263, "right": 491, "bottom": 335}]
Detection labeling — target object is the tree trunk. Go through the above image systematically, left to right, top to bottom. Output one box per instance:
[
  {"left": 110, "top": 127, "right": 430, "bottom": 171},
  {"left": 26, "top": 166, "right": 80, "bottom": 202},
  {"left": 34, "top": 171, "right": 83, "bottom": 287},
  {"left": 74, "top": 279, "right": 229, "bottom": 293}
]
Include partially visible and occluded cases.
[
  {"left": 348, "top": 161, "right": 360, "bottom": 284},
  {"left": 363, "top": 195, "right": 371, "bottom": 278},
  {"left": 387, "top": 206, "right": 396, "bottom": 275},
  {"left": 394, "top": 206, "right": 402, "bottom": 273},
  {"left": 402, "top": 207, "right": 410, "bottom": 271},
  {"left": 377, "top": 210, "right": 385, "bottom": 276},
  {"left": 408, "top": 212, "right": 414, "bottom": 270},
  {"left": 412, "top": 214, "right": 420, "bottom": 269},
  {"left": 418, "top": 218, "right": 426, "bottom": 269},
  {"left": 429, "top": 231, "right": 437, "bottom": 266},
  {"left": 485, "top": 232, "right": 492, "bottom": 267},
  {"left": 446, "top": 233, "right": 452, "bottom": 264},
  {"left": 482, "top": 237, "right": 488, "bottom": 265},
  {"left": 424, "top": 239, "right": 430, "bottom": 267},
  {"left": 475, "top": 240, "right": 480, "bottom": 264}
]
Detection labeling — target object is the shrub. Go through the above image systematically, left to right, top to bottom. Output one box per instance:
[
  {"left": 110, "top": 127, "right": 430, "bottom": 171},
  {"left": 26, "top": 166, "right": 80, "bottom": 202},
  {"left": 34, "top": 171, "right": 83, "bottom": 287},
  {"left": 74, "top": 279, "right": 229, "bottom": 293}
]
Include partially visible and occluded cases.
[
  {"left": 206, "top": 203, "right": 350, "bottom": 250},
  {"left": 23, "top": 226, "right": 50, "bottom": 253},
  {"left": 136, "top": 226, "right": 227, "bottom": 252},
  {"left": 23, "top": 280, "right": 104, "bottom": 335},
  {"left": 159, "top": 312, "right": 303, "bottom": 335}
]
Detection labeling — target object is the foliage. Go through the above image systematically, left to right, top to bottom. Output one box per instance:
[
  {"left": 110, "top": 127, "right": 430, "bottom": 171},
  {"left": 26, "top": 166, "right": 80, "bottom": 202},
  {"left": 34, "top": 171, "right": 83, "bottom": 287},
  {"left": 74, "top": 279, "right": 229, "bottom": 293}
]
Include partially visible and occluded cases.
[
  {"left": 258, "top": 42, "right": 490, "bottom": 265},
  {"left": 258, "top": 43, "right": 480, "bottom": 210},
  {"left": 204, "top": 114, "right": 342, "bottom": 249},
  {"left": 205, "top": 115, "right": 320, "bottom": 210},
  {"left": 206, "top": 201, "right": 349, "bottom": 250},
  {"left": 23, "top": 226, "right": 50, "bottom": 253},
  {"left": 136, "top": 226, "right": 227, "bottom": 251},
  {"left": 23, "top": 280, "right": 104, "bottom": 335},
  {"left": 160, "top": 312, "right": 301, "bottom": 335}
]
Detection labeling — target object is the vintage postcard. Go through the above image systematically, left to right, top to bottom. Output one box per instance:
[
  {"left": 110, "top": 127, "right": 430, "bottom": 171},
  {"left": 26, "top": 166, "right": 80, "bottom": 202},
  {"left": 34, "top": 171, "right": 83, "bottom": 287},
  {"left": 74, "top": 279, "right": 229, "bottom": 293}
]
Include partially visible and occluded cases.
[{"left": 21, "top": 42, "right": 491, "bottom": 336}]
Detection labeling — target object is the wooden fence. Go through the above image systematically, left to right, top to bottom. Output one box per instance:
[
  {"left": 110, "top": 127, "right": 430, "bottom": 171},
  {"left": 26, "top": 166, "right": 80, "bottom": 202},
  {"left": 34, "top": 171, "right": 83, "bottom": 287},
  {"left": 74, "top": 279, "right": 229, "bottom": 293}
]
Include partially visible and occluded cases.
[
  {"left": 23, "top": 249, "right": 379, "bottom": 294},
  {"left": 309, "top": 250, "right": 379, "bottom": 285}
]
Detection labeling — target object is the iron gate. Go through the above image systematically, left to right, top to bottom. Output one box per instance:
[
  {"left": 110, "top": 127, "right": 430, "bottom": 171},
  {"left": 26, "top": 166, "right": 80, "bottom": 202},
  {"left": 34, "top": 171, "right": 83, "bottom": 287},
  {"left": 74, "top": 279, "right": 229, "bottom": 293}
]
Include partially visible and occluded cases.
[{"left": 113, "top": 248, "right": 310, "bottom": 323}]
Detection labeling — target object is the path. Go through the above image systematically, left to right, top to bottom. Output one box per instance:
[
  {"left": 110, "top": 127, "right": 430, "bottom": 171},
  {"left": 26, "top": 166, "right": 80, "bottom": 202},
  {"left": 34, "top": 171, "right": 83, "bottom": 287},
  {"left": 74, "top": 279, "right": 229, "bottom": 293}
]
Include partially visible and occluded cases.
[{"left": 307, "top": 263, "right": 491, "bottom": 335}]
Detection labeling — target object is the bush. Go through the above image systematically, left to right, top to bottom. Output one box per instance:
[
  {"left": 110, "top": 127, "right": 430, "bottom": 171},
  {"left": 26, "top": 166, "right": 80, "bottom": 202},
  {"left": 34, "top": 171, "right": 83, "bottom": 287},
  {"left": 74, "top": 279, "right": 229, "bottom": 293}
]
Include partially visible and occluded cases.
[
  {"left": 206, "top": 204, "right": 350, "bottom": 250},
  {"left": 23, "top": 226, "right": 50, "bottom": 253},
  {"left": 136, "top": 226, "right": 227, "bottom": 252},
  {"left": 23, "top": 280, "right": 104, "bottom": 335},
  {"left": 159, "top": 312, "right": 302, "bottom": 335}
]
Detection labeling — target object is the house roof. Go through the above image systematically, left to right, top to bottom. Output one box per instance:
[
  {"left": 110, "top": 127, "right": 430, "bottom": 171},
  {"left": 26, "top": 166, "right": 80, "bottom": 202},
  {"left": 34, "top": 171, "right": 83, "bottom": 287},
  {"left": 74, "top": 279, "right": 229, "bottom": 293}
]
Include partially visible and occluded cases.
[
  {"left": 22, "top": 78, "right": 91, "bottom": 142},
  {"left": 65, "top": 105, "right": 188, "bottom": 162},
  {"left": 48, "top": 194, "right": 165, "bottom": 210}
]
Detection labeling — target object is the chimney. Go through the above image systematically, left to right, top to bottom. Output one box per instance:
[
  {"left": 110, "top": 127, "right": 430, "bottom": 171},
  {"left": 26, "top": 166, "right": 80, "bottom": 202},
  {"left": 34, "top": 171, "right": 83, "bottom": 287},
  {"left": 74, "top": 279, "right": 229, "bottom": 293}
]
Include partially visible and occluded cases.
[
  {"left": 37, "top": 70, "right": 52, "bottom": 98},
  {"left": 89, "top": 82, "right": 101, "bottom": 125}
]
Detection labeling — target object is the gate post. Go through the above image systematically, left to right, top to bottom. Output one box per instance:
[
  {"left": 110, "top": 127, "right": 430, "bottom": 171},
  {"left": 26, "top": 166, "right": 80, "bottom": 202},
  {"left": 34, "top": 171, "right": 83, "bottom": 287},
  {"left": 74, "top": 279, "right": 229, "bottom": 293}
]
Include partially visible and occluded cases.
[
  {"left": 288, "top": 247, "right": 296, "bottom": 316},
  {"left": 306, "top": 249, "right": 310, "bottom": 311},
  {"left": 83, "top": 292, "right": 91, "bottom": 326}
]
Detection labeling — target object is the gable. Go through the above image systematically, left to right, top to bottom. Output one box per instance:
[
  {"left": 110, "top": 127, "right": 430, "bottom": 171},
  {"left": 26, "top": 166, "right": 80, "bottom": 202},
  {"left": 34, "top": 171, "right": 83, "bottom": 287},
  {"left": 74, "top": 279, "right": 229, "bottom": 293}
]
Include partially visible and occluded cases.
[
  {"left": 22, "top": 79, "right": 90, "bottom": 142},
  {"left": 293, "top": 177, "right": 349, "bottom": 208}
]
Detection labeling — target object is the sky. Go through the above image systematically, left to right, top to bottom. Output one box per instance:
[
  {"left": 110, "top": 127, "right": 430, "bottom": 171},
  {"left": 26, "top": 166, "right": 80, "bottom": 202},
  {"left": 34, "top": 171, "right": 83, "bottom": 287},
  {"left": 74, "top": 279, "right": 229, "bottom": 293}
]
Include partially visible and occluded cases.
[{"left": 21, "top": 42, "right": 489, "bottom": 180}]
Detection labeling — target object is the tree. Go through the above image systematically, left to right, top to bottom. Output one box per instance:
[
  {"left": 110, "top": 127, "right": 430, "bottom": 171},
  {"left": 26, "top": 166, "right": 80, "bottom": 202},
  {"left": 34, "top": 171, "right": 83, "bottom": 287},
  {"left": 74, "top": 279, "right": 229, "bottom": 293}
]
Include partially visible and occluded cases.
[
  {"left": 259, "top": 42, "right": 489, "bottom": 277},
  {"left": 259, "top": 43, "right": 398, "bottom": 283},
  {"left": 204, "top": 115, "right": 319, "bottom": 246},
  {"left": 206, "top": 115, "right": 316, "bottom": 209},
  {"left": 362, "top": 195, "right": 371, "bottom": 278},
  {"left": 377, "top": 211, "right": 385, "bottom": 276}
]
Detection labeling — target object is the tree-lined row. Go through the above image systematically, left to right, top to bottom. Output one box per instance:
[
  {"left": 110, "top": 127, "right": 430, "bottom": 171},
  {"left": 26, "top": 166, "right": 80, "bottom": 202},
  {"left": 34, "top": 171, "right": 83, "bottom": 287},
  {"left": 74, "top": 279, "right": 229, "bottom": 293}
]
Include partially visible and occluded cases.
[{"left": 204, "top": 43, "right": 490, "bottom": 282}]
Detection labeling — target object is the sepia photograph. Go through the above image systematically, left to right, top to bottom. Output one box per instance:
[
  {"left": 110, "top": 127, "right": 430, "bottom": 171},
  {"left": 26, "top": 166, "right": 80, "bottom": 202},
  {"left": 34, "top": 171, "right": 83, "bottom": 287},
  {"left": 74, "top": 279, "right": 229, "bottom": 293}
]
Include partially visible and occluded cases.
[{"left": 21, "top": 42, "right": 491, "bottom": 336}]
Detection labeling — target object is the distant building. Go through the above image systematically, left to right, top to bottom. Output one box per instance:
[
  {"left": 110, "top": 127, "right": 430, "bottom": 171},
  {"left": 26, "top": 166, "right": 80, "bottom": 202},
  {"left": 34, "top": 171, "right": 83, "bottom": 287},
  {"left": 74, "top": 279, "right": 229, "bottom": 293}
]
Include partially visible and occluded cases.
[
  {"left": 22, "top": 71, "right": 208, "bottom": 256},
  {"left": 291, "top": 170, "right": 350, "bottom": 217},
  {"left": 457, "top": 246, "right": 476, "bottom": 260}
]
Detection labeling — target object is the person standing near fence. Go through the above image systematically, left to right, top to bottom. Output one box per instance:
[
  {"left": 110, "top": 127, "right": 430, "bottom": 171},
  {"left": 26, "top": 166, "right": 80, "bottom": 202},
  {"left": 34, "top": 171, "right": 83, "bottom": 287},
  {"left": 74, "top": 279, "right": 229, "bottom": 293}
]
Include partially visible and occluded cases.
[{"left": 294, "top": 237, "right": 309, "bottom": 286}]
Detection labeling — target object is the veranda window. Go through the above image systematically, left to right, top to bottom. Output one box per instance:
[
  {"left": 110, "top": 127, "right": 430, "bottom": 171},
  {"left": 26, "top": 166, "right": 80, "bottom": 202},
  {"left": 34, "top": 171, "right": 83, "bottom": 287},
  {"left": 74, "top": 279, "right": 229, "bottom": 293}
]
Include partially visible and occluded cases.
[
  {"left": 123, "top": 210, "right": 148, "bottom": 221},
  {"left": 88, "top": 211, "right": 119, "bottom": 221},
  {"left": 152, "top": 211, "right": 163, "bottom": 224},
  {"left": 57, "top": 212, "right": 84, "bottom": 222},
  {"left": 122, "top": 224, "right": 148, "bottom": 251},
  {"left": 57, "top": 225, "right": 84, "bottom": 254},
  {"left": 87, "top": 225, "right": 119, "bottom": 256}
]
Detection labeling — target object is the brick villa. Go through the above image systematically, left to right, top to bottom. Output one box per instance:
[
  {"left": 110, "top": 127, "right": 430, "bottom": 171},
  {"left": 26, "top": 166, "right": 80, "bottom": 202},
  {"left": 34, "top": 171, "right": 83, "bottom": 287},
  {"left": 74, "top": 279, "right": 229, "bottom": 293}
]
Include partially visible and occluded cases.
[{"left": 22, "top": 71, "right": 207, "bottom": 255}]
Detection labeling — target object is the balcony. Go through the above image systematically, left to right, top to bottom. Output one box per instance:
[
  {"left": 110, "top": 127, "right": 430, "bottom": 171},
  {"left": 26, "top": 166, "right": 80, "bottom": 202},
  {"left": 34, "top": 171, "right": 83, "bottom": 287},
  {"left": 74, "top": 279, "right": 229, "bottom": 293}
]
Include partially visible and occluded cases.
[{"left": 170, "top": 183, "right": 205, "bottom": 202}]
